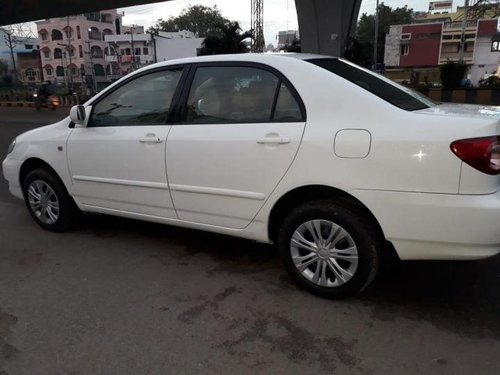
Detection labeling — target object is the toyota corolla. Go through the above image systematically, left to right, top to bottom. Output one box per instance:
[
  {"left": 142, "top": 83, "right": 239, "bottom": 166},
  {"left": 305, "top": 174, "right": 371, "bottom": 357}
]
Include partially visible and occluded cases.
[{"left": 3, "top": 53, "right": 500, "bottom": 298}]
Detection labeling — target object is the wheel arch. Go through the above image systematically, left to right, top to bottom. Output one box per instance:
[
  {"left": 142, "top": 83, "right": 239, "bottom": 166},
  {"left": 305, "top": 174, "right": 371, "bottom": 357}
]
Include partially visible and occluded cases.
[
  {"left": 19, "top": 158, "right": 65, "bottom": 189},
  {"left": 268, "top": 185, "right": 387, "bottom": 246}
]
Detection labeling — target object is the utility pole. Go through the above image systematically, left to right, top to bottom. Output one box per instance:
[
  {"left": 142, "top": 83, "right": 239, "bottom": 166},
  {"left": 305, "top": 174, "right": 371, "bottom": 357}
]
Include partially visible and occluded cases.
[
  {"left": 373, "top": 0, "right": 379, "bottom": 69},
  {"left": 459, "top": 0, "right": 470, "bottom": 63},
  {"left": 66, "top": 16, "right": 73, "bottom": 91},
  {"left": 130, "top": 25, "right": 136, "bottom": 70},
  {"left": 2, "top": 29, "right": 18, "bottom": 83},
  {"left": 151, "top": 32, "right": 157, "bottom": 63},
  {"left": 85, "top": 39, "right": 97, "bottom": 93}
]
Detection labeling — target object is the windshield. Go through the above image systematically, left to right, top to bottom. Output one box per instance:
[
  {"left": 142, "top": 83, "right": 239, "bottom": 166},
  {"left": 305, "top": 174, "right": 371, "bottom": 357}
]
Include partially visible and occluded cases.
[{"left": 307, "top": 58, "right": 436, "bottom": 111}]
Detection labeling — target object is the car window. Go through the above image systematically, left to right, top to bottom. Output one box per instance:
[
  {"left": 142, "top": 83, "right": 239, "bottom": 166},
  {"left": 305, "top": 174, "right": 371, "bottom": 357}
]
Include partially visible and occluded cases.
[
  {"left": 307, "top": 58, "right": 436, "bottom": 111},
  {"left": 184, "top": 66, "right": 279, "bottom": 124},
  {"left": 89, "top": 69, "right": 183, "bottom": 127},
  {"left": 273, "top": 83, "right": 303, "bottom": 122}
]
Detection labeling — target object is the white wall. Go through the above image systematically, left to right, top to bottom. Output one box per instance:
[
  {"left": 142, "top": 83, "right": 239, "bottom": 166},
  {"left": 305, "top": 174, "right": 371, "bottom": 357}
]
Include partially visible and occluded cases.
[
  {"left": 384, "top": 25, "right": 403, "bottom": 67},
  {"left": 470, "top": 36, "right": 500, "bottom": 85},
  {"left": 155, "top": 37, "right": 204, "bottom": 62}
]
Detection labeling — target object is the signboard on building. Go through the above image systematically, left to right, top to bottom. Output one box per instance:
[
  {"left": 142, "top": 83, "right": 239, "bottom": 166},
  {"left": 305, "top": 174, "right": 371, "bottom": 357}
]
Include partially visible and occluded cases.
[{"left": 429, "top": 1, "right": 453, "bottom": 11}]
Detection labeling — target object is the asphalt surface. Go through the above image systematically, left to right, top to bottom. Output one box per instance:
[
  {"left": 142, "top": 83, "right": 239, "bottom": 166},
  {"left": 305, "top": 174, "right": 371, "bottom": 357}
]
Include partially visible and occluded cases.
[{"left": 0, "top": 106, "right": 500, "bottom": 375}]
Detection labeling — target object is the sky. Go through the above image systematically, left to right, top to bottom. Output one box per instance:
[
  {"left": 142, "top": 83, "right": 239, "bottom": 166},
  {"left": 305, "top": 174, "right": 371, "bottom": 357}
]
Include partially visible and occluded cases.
[
  {"left": 13, "top": 0, "right": 465, "bottom": 44},
  {"left": 119, "top": 0, "right": 461, "bottom": 46}
]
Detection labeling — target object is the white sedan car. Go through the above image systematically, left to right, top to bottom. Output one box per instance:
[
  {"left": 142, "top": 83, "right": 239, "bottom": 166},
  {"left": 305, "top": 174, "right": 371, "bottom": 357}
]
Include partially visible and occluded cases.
[{"left": 3, "top": 54, "right": 500, "bottom": 298}]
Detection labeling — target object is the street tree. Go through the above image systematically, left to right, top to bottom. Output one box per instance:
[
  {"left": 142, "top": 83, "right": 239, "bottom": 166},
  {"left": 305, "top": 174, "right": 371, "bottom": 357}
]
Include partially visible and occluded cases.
[
  {"left": 348, "top": 3, "right": 414, "bottom": 67},
  {"left": 149, "top": 5, "right": 230, "bottom": 37},
  {"left": 201, "top": 22, "right": 252, "bottom": 55}
]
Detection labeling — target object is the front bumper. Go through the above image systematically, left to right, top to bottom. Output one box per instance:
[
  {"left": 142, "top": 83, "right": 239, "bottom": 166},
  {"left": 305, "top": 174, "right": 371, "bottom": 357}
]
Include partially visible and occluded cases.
[
  {"left": 2, "top": 157, "right": 23, "bottom": 200},
  {"left": 351, "top": 189, "right": 500, "bottom": 260}
]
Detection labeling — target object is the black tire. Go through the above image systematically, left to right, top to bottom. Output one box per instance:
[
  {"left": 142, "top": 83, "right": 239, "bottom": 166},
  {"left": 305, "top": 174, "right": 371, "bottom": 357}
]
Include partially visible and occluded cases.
[
  {"left": 22, "top": 168, "right": 79, "bottom": 232},
  {"left": 278, "top": 200, "right": 382, "bottom": 299}
]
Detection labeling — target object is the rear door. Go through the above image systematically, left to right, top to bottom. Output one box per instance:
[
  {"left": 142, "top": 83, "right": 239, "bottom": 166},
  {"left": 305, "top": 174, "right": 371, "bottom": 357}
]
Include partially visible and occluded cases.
[{"left": 166, "top": 63, "right": 306, "bottom": 228}]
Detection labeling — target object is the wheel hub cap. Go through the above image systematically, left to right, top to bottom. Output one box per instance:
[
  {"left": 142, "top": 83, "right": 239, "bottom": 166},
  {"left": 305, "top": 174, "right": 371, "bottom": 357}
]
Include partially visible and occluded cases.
[
  {"left": 27, "top": 180, "right": 60, "bottom": 225},
  {"left": 290, "top": 219, "right": 358, "bottom": 288}
]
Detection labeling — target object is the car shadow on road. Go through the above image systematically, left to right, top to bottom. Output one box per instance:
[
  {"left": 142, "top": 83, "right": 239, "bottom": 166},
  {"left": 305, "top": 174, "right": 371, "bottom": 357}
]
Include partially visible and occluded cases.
[{"left": 76, "top": 213, "right": 500, "bottom": 340}]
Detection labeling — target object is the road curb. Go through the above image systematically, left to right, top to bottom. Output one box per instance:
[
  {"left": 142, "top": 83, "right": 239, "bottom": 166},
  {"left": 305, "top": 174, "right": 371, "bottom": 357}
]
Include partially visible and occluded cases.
[
  {"left": 0, "top": 101, "right": 74, "bottom": 108},
  {"left": 0, "top": 102, "right": 35, "bottom": 108}
]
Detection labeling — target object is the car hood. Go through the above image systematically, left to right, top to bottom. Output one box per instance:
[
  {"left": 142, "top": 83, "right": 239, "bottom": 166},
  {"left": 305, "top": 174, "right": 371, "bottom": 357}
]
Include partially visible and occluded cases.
[{"left": 415, "top": 103, "right": 500, "bottom": 119}]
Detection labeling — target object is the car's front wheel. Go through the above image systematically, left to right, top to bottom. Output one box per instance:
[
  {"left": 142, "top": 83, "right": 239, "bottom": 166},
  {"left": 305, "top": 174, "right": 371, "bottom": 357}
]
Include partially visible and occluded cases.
[
  {"left": 22, "top": 168, "right": 79, "bottom": 232},
  {"left": 278, "top": 200, "right": 381, "bottom": 299}
]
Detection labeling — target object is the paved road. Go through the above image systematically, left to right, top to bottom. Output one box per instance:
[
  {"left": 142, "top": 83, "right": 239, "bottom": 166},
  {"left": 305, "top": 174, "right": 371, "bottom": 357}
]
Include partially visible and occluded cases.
[{"left": 1, "top": 107, "right": 500, "bottom": 375}]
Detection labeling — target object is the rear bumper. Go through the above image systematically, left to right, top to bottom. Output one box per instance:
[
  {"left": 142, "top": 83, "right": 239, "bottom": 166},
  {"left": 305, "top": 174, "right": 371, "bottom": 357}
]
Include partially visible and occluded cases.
[
  {"left": 2, "top": 157, "right": 23, "bottom": 200},
  {"left": 351, "top": 189, "right": 500, "bottom": 260}
]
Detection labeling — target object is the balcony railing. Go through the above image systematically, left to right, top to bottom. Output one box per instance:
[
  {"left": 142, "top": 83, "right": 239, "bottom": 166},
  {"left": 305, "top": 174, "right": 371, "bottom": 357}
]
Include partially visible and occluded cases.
[{"left": 444, "top": 21, "right": 477, "bottom": 29}]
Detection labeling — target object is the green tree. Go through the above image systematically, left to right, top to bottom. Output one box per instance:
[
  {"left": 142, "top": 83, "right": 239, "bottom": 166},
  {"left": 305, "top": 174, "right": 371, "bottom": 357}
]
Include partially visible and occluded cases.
[
  {"left": 349, "top": 3, "right": 414, "bottom": 67},
  {"left": 149, "top": 5, "right": 230, "bottom": 37},
  {"left": 201, "top": 22, "right": 252, "bottom": 55},
  {"left": 0, "top": 59, "right": 8, "bottom": 75},
  {"left": 0, "top": 59, "right": 13, "bottom": 88}
]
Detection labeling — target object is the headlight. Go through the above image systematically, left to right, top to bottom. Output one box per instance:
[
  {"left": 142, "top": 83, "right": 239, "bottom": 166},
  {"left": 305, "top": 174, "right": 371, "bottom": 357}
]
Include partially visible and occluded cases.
[{"left": 7, "top": 138, "right": 16, "bottom": 154}]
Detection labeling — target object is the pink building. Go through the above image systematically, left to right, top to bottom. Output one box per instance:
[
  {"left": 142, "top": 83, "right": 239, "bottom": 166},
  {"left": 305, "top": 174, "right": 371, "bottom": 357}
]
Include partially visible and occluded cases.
[{"left": 36, "top": 10, "right": 128, "bottom": 91}]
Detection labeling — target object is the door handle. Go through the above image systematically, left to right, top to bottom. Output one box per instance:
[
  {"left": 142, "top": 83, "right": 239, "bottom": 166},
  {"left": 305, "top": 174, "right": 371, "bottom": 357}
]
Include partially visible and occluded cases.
[
  {"left": 139, "top": 135, "right": 163, "bottom": 143},
  {"left": 257, "top": 136, "right": 291, "bottom": 145}
]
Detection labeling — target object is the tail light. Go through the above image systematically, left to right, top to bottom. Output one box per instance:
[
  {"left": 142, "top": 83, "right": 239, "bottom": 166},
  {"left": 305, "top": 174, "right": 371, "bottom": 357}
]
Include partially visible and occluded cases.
[{"left": 450, "top": 136, "right": 500, "bottom": 175}]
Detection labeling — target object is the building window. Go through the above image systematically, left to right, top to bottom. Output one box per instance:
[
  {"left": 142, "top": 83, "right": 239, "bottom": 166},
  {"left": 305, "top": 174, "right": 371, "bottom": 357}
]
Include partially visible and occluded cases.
[
  {"left": 76, "top": 26, "right": 81, "bottom": 39},
  {"left": 64, "top": 28, "right": 72, "bottom": 39},
  {"left": 51, "top": 29, "right": 63, "bottom": 41},
  {"left": 40, "top": 32, "right": 48, "bottom": 41},
  {"left": 400, "top": 33, "right": 411, "bottom": 40},
  {"left": 443, "top": 35, "right": 453, "bottom": 40},
  {"left": 492, "top": 41, "right": 500, "bottom": 52},
  {"left": 25, "top": 44, "right": 33, "bottom": 50},
  {"left": 401, "top": 44, "right": 410, "bottom": 55},
  {"left": 79, "top": 45, "right": 83, "bottom": 58},
  {"left": 91, "top": 46, "right": 104, "bottom": 58},
  {"left": 143, "top": 47, "right": 149, "bottom": 55},
  {"left": 54, "top": 48, "right": 63, "bottom": 59},
  {"left": 125, "top": 48, "right": 131, "bottom": 55},
  {"left": 135, "top": 48, "right": 141, "bottom": 56},
  {"left": 43, "top": 50, "right": 50, "bottom": 58},
  {"left": 94, "top": 64, "right": 105, "bottom": 76},
  {"left": 56, "top": 66, "right": 64, "bottom": 77},
  {"left": 25, "top": 68, "right": 37, "bottom": 81},
  {"left": 46, "top": 68, "right": 52, "bottom": 76}
]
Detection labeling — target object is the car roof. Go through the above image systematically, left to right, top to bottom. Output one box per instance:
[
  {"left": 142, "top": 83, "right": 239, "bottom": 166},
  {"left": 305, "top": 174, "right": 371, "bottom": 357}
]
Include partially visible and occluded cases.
[{"left": 137, "top": 53, "right": 337, "bottom": 72}]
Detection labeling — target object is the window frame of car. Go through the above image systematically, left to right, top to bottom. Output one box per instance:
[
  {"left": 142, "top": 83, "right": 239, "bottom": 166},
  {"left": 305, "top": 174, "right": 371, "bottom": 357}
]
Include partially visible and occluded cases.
[
  {"left": 306, "top": 58, "right": 436, "bottom": 112},
  {"left": 174, "top": 61, "right": 307, "bottom": 125},
  {"left": 84, "top": 64, "right": 190, "bottom": 128}
]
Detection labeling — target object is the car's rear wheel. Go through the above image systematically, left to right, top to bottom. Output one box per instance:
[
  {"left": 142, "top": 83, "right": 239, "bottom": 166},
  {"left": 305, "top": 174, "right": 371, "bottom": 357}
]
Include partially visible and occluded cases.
[
  {"left": 22, "top": 168, "right": 79, "bottom": 232},
  {"left": 278, "top": 200, "right": 381, "bottom": 299}
]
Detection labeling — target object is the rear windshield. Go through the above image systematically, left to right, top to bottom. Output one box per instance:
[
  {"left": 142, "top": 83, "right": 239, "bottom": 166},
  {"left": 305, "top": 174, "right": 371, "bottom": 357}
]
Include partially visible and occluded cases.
[{"left": 307, "top": 58, "right": 435, "bottom": 111}]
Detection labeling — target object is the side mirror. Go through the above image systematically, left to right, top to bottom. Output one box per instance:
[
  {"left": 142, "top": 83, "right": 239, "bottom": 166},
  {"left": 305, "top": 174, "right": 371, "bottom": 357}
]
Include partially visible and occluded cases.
[{"left": 69, "top": 105, "right": 87, "bottom": 126}]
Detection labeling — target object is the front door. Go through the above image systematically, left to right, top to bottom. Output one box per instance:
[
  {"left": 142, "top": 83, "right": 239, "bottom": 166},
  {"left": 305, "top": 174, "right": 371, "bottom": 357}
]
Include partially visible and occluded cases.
[
  {"left": 166, "top": 64, "right": 306, "bottom": 228},
  {"left": 67, "top": 68, "right": 184, "bottom": 218}
]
